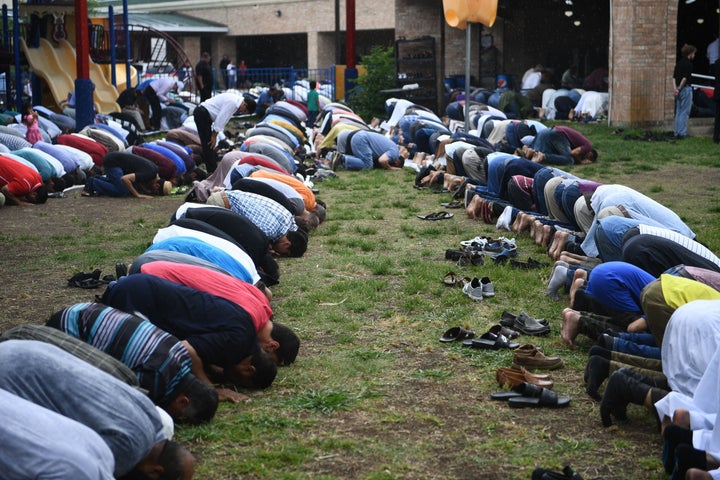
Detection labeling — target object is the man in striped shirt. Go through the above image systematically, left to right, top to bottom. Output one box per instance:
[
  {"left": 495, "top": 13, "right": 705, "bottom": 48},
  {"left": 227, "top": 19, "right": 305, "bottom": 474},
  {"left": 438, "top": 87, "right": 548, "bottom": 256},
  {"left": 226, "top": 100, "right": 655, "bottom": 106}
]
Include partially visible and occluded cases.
[{"left": 47, "top": 302, "right": 218, "bottom": 424}]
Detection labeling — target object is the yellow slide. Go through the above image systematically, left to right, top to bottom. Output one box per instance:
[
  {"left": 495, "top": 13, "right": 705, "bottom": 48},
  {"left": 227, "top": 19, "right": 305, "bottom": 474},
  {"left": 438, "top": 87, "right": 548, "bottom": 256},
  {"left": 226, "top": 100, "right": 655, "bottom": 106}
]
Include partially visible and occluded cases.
[
  {"left": 19, "top": 38, "right": 75, "bottom": 111},
  {"left": 56, "top": 39, "right": 120, "bottom": 114},
  {"left": 101, "top": 63, "right": 138, "bottom": 94}
]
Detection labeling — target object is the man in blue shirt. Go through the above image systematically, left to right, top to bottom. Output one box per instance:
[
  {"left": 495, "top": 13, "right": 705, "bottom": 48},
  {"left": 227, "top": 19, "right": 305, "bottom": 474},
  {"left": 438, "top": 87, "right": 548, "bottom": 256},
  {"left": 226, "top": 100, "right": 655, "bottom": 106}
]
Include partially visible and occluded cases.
[{"left": 333, "top": 130, "right": 410, "bottom": 170}]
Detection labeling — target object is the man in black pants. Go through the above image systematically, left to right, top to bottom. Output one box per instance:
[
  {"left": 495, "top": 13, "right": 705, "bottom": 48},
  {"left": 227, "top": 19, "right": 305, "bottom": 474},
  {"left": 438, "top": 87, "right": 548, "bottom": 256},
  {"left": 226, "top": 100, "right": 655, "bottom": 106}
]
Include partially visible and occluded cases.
[
  {"left": 195, "top": 52, "right": 213, "bottom": 102},
  {"left": 193, "top": 92, "right": 256, "bottom": 173}
]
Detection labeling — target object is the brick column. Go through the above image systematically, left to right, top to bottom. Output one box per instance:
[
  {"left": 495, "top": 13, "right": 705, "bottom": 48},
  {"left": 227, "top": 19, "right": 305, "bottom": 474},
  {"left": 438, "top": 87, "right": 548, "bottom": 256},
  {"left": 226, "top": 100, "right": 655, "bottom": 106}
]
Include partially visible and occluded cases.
[{"left": 609, "top": 0, "right": 677, "bottom": 127}]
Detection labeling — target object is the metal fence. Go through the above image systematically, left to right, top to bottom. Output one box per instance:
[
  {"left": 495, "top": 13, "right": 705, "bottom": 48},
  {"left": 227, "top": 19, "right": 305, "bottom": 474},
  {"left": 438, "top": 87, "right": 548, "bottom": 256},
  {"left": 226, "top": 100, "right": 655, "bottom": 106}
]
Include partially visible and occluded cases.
[
  {"left": 136, "top": 65, "right": 336, "bottom": 101},
  {"left": 211, "top": 66, "right": 336, "bottom": 101}
]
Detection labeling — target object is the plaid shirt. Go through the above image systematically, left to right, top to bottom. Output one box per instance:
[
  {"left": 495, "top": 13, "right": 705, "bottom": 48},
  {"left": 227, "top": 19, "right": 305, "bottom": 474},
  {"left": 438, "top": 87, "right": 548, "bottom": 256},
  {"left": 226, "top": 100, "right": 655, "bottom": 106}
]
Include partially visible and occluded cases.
[{"left": 224, "top": 190, "right": 297, "bottom": 241}]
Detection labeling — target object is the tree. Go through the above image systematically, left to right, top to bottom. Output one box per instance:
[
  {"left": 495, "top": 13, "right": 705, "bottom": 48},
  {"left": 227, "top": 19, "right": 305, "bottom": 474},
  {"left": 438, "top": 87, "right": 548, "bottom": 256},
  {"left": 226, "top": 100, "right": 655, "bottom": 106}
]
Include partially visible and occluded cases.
[{"left": 347, "top": 46, "right": 395, "bottom": 122}]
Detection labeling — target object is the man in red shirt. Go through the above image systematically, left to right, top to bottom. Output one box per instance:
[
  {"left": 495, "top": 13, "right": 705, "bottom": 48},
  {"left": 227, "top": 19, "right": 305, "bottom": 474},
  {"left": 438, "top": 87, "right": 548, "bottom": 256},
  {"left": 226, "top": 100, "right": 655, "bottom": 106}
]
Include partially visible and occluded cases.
[{"left": 0, "top": 155, "right": 47, "bottom": 205}]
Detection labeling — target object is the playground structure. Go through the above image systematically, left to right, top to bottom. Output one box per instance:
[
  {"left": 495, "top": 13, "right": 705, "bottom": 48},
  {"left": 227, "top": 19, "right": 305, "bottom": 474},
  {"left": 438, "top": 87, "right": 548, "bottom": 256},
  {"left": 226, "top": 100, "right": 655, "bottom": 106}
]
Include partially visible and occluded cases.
[{"left": 5, "top": 2, "right": 195, "bottom": 114}]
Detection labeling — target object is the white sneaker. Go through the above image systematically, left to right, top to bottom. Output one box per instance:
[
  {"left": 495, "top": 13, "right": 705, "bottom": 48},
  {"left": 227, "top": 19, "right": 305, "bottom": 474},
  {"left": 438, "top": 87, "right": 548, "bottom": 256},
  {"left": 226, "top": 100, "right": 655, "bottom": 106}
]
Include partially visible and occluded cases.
[
  {"left": 496, "top": 206, "right": 514, "bottom": 231},
  {"left": 460, "top": 236, "right": 489, "bottom": 249},
  {"left": 498, "top": 236, "right": 516, "bottom": 248},
  {"left": 481, "top": 276, "right": 495, "bottom": 297},
  {"left": 462, "top": 277, "right": 484, "bottom": 301}
]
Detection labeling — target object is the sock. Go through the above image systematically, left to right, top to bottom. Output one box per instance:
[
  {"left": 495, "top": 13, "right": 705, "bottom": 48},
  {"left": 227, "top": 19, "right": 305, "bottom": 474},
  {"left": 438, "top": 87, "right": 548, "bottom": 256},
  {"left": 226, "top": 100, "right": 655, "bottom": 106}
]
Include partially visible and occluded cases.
[
  {"left": 496, "top": 205, "right": 514, "bottom": 231},
  {"left": 547, "top": 265, "right": 568, "bottom": 300},
  {"left": 588, "top": 345, "right": 612, "bottom": 360},
  {"left": 584, "top": 355, "right": 609, "bottom": 401},
  {"left": 663, "top": 425, "right": 693, "bottom": 474},
  {"left": 672, "top": 444, "right": 707, "bottom": 480}
]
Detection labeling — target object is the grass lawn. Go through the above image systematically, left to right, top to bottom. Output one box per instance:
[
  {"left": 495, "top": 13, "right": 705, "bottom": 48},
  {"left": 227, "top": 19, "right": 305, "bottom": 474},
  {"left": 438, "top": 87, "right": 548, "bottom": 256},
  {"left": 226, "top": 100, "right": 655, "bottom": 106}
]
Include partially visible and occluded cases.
[{"left": 1, "top": 122, "right": 720, "bottom": 479}]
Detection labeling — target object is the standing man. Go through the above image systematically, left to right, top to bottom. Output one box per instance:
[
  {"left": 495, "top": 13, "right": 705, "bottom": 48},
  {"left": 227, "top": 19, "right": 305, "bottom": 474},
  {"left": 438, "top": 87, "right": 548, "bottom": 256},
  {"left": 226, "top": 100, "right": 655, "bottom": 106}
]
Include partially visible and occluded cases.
[
  {"left": 673, "top": 43, "right": 697, "bottom": 140},
  {"left": 195, "top": 52, "right": 213, "bottom": 102},
  {"left": 219, "top": 54, "right": 230, "bottom": 90},
  {"left": 227, "top": 59, "right": 237, "bottom": 89},
  {"left": 238, "top": 59, "right": 248, "bottom": 88},
  {"left": 140, "top": 77, "right": 180, "bottom": 130},
  {"left": 306, "top": 80, "right": 320, "bottom": 127},
  {"left": 193, "top": 91, "right": 256, "bottom": 173}
]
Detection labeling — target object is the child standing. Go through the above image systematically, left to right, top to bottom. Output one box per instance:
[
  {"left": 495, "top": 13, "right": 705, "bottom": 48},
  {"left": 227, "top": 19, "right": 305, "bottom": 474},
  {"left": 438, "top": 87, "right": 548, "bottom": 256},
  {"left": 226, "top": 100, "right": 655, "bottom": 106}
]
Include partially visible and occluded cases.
[
  {"left": 306, "top": 80, "right": 319, "bottom": 127},
  {"left": 22, "top": 103, "right": 42, "bottom": 144}
]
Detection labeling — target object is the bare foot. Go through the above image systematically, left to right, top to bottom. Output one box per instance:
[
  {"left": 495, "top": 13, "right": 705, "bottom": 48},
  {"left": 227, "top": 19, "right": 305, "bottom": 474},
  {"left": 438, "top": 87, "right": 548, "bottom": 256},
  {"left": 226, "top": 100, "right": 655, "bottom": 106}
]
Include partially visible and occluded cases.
[
  {"left": 422, "top": 169, "right": 443, "bottom": 186},
  {"left": 445, "top": 174, "right": 464, "bottom": 192},
  {"left": 466, "top": 195, "right": 483, "bottom": 219},
  {"left": 512, "top": 212, "right": 535, "bottom": 234},
  {"left": 529, "top": 219, "right": 541, "bottom": 243},
  {"left": 540, "top": 225, "right": 553, "bottom": 248},
  {"left": 549, "top": 230, "right": 569, "bottom": 260},
  {"left": 558, "top": 252, "right": 584, "bottom": 266},
  {"left": 561, "top": 307, "right": 580, "bottom": 349}
]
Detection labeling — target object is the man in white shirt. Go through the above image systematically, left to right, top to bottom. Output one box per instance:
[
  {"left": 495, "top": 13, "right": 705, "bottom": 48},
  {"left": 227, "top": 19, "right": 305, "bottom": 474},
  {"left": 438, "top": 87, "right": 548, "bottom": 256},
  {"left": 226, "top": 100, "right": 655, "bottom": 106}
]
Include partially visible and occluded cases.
[{"left": 193, "top": 92, "right": 256, "bottom": 173}]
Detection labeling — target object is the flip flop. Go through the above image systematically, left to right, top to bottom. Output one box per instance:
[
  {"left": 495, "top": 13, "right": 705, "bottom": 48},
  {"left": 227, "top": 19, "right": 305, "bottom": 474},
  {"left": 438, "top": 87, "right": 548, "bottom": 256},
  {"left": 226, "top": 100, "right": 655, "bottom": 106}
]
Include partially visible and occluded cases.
[
  {"left": 440, "top": 201, "right": 464, "bottom": 209},
  {"left": 417, "top": 211, "right": 454, "bottom": 220},
  {"left": 439, "top": 326, "right": 476, "bottom": 343},
  {"left": 478, "top": 329, "right": 519, "bottom": 349},
  {"left": 462, "top": 338, "right": 499, "bottom": 349},
  {"left": 506, "top": 382, "right": 570, "bottom": 408},
  {"left": 508, "top": 389, "right": 570, "bottom": 408},
  {"left": 490, "top": 391, "right": 523, "bottom": 401}
]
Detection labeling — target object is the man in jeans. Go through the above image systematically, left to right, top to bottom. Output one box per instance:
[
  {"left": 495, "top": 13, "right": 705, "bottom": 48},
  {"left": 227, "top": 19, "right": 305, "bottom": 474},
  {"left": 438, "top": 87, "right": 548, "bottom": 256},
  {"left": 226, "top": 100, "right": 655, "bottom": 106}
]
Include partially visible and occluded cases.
[{"left": 673, "top": 43, "right": 697, "bottom": 139}]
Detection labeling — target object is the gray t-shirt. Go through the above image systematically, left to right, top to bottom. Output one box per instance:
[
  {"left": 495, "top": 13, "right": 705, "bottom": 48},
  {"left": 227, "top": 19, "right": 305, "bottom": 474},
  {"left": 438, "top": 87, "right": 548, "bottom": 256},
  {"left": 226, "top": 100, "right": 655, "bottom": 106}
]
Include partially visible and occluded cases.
[
  {"left": 0, "top": 340, "right": 166, "bottom": 477},
  {"left": 0, "top": 387, "right": 116, "bottom": 479}
]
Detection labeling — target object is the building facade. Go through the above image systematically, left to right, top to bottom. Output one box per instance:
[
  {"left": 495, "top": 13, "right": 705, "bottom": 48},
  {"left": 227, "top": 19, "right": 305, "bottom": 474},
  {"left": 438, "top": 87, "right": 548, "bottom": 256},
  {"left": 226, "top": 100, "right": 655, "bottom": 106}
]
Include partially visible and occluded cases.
[{"left": 114, "top": 0, "right": 715, "bottom": 128}]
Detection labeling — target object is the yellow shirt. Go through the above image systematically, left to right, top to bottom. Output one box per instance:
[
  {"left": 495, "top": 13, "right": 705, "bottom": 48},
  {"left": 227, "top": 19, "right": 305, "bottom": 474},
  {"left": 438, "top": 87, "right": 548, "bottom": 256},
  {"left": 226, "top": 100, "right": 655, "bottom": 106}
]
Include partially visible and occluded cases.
[{"left": 661, "top": 273, "right": 720, "bottom": 309}]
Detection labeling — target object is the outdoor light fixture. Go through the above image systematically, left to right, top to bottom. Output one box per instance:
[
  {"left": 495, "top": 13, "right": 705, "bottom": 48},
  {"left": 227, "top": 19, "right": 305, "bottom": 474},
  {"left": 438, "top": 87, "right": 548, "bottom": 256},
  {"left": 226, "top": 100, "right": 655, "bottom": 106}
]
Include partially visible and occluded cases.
[
  {"left": 565, "top": 0, "right": 573, "bottom": 4},
  {"left": 685, "top": 0, "right": 696, "bottom": 4},
  {"left": 275, "top": 9, "right": 282, "bottom": 16},
  {"left": 565, "top": 10, "right": 573, "bottom": 16},
  {"left": 697, "top": 17, "right": 705, "bottom": 23},
  {"left": 573, "top": 19, "right": 581, "bottom": 26}
]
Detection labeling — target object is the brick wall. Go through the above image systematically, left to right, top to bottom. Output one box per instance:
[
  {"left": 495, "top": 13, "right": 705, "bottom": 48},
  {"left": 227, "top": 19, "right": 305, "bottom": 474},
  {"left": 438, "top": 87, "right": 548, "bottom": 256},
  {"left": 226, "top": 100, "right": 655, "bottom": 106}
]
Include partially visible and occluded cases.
[{"left": 610, "top": 0, "right": 677, "bottom": 127}]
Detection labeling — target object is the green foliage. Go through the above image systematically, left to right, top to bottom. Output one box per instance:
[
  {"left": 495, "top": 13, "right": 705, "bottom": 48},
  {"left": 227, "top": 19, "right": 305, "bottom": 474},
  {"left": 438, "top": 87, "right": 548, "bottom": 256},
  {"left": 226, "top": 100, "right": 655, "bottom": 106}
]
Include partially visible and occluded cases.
[{"left": 347, "top": 46, "right": 396, "bottom": 121}]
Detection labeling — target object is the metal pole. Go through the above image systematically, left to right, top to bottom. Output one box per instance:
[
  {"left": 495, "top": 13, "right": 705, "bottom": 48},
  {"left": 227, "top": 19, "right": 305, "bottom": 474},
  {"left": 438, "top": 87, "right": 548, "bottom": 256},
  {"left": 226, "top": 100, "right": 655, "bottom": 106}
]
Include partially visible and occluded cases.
[
  {"left": 12, "top": 0, "right": 21, "bottom": 111},
  {"left": 75, "top": 0, "right": 94, "bottom": 130},
  {"left": 123, "top": 0, "right": 131, "bottom": 88},
  {"left": 334, "top": 0, "right": 340, "bottom": 65},
  {"left": 109, "top": 5, "right": 116, "bottom": 87},
  {"left": 464, "top": 23, "right": 471, "bottom": 131}
]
